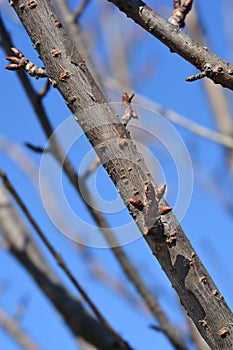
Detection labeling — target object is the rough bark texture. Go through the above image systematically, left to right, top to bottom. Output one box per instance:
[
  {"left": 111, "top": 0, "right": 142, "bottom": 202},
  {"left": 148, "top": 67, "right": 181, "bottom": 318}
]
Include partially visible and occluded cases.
[
  {"left": 9, "top": 0, "right": 233, "bottom": 348},
  {"left": 107, "top": 0, "right": 233, "bottom": 90},
  {"left": 0, "top": 12, "right": 188, "bottom": 350}
]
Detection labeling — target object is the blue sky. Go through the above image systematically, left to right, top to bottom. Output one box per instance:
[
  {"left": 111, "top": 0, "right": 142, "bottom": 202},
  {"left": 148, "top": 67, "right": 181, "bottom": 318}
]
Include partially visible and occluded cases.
[{"left": 0, "top": 0, "right": 233, "bottom": 349}]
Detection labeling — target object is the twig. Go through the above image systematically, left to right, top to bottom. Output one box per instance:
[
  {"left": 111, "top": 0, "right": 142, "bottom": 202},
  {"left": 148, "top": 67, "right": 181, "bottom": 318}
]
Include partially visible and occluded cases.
[
  {"left": 73, "top": 0, "right": 91, "bottom": 22},
  {"left": 169, "top": 0, "right": 193, "bottom": 28},
  {"left": 7, "top": 1, "right": 233, "bottom": 347},
  {"left": 187, "top": 4, "right": 233, "bottom": 176},
  {"left": 5, "top": 47, "right": 47, "bottom": 79},
  {"left": 186, "top": 70, "right": 208, "bottom": 82},
  {"left": 104, "top": 76, "right": 233, "bottom": 150},
  {"left": 38, "top": 79, "right": 50, "bottom": 99},
  {"left": 121, "top": 92, "right": 138, "bottom": 126},
  {"left": 24, "top": 142, "right": 49, "bottom": 154},
  {"left": 82, "top": 157, "right": 100, "bottom": 180},
  {"left": 0, "top": 171, "right": 132, "bottom": 350},
  {"left": 0, "top": 185, "right": 129, "bottom": 350},
  {"left": 0, "top": 307, "right": 41, "bottom": 350}
]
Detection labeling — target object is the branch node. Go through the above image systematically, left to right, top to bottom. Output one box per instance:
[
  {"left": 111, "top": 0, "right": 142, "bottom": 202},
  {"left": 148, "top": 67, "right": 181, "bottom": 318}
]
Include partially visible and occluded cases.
[
  {"left": 169, "top": 0, "right": 193, "bottom": 28},
  {"left": 28, "top": 1, "right": 37, "bottom": 9},
  {"left": 5, "top": 47, "right": 47, "bottom": 79},
  {"left": 186, "top": 70, "right": 207, "bottom": 82},
  {"left": 121, "top": 92, "right": 138, "bottom": 126},
  {"left": 219, "top": 327, "right": 229, "bottom": 338}
]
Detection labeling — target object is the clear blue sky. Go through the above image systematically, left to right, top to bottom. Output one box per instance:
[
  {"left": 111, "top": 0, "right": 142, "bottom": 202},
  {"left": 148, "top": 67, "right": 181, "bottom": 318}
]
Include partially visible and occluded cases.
[{"left": 0, "top": 0, "right": 233, "bottom": 349}]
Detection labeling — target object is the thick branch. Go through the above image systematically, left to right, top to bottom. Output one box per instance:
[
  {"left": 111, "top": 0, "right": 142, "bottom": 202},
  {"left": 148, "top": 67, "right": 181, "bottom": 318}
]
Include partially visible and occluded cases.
[
  {"left": 8, "top": 0, "right": 233, "bottom": 348},
  {"left": 107, "top": 0, "right": 233, "bottom": 90},
  {"left": 0, "top": 15, "right": 187, "bottom": 350}
]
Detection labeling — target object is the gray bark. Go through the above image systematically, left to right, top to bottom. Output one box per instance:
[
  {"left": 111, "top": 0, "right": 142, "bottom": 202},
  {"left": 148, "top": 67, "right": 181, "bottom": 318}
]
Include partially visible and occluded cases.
[
  {"left": 8, "top": 0, "right": 233, "bottom": 348},
  {"left": 107, "top": 0, "right": 233, "bottom": 90}
]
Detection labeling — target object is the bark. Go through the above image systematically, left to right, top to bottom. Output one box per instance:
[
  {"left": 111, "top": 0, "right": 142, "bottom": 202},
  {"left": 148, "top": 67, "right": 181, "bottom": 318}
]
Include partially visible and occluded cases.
[
  {"left": 8, "top": 0, "right": 233, "bottom": 348},
  {"left": 107, "top": 0, "right": 233, "bottom": 90},
  {"left": 0, "top": 15, "right": 188, "bottom": 350}
]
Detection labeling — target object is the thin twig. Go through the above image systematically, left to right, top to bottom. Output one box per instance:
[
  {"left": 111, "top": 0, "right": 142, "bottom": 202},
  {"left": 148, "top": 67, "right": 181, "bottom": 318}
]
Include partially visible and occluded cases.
[
  {"left": 73, "top": 0, "right": 91, "bottom": 22},
  {"left": 169, "top": 0, "right": 193, "bottom": 28},
  {"left": 187, "top": 4, "right": 233, "bottom": 176},
  {"left": 5, "top": 47, "right": 47, "bottom": 79},
  {"left": 104, "top": 76, "right": 233, "bottom": 150},
  {"left": 38, "top": 79, "right": 50, "bottom": 99},
  {"left": 121, "top": 92, "right": 138, "bottom": 126},
  {"left": 24, "top": 142, "right": 49, "bottom": 154},
  {"left": 82, "top": 157, "right": 100, "bottom": 180},
  {"left": 0, "top": 171, "right": 132, "bottom": 350},
  {"left": 0, "top": 307, "right": 41, "bottom": 350}
]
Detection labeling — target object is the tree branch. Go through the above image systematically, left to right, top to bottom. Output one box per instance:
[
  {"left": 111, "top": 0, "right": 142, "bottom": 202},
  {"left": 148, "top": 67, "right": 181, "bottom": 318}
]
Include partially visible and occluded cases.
[
  {"left": 7, "top": 0, "right": 233, "bottom": 348},
  {"left": 107, "top": 0, "right": 233, "bottom": 90},
  {"left": 0, "top": 12, "right": 188, "bottom": 350},
  {"left": 104, "top": 76, "right": 233, "bottom": 150},
  {"left": 0, "top": 172, "right": 131, "bottom": 350},
  {"left": 0, "top": 185, "right": 130, "bottom": 350},
  {"left": 0, "top": 307, "right": 41, "bottom": 350}
]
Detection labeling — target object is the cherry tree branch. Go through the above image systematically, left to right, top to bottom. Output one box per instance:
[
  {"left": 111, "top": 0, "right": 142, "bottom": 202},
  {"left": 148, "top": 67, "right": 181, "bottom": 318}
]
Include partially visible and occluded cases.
[
  {"left": 6, "top": 0, "right": 233, "bottom": 348},
  {"left": 107, "top": 0, "right": 233, "bottom": 90},
  {"left": 0, "top": 12, "right": 188, "bottom": 350},
  {"left": 0, "top": 185, "right": 130, "bottom": 350}
]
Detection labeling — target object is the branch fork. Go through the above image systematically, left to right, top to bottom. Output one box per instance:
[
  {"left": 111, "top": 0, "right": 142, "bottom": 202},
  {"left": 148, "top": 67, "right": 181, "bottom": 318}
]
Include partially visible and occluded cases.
[
  {"left": 168, "top": 0, "right": 193, "bottom": 28},
  {"left": 5, "top": 47, "right": 47, "bottom": 79}
]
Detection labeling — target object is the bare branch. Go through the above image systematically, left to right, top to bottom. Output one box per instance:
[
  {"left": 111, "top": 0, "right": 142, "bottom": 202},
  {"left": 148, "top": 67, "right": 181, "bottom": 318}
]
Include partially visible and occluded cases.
[
  {"left": 73, "top": 0, "right": 91, "bottom": 22},
  {"left": 107, "top": 0, "right": 233, "bottom": 90},
  {"left": 169, "top": 0, "right": 193, "bottom": 28},
  {"left": 6, "top": 1, "right": 233, "bottom": 348},
  {"left": 187, "top": 5, "right": 233, "bottom": 176},
  {"left": 0, "top": 11, "right": 188, "bottom": 350},
  {"left": 5, "top": 47, "right": 47, "bottom": 79},
  {"left": 104, "top": 76, "right": 233, "bottom": 150},
  {"left": 38, "top": 79, "right": 50, "bottom": 99},
  {"left": 121, "top": 92, "right": 138, "bottom": 126},
  {"left": 24, "top": 142, "right": 48, "bottom": 154},
  {"left": 82, "top": 157, "right": 100, "bottom": 180},
  {"left": 0, "top": 171, "right": 132, "bottom": 350},
  {"left": 0, "top": 185, "right": 130, "bottom": 350},
  {"left": 0, "top": 308, "right": 41, "bottom": 350}
]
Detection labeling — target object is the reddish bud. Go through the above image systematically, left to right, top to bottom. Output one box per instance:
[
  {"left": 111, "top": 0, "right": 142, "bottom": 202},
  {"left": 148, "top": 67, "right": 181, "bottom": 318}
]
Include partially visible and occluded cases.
[
  {"left": 156, "top": 183, "right": 166, "bottom": 201},
  {"left": 129, "top": 198, "right": 144, "bottom": 211},
  {"left": 159, "top": 206, "right": 172, "bottom": 215}
]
